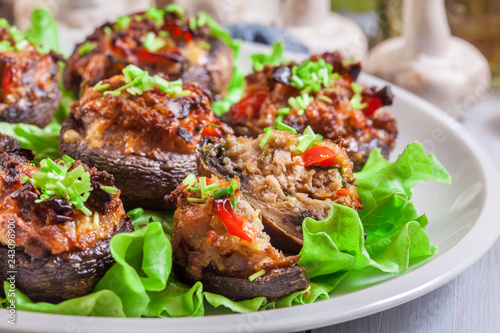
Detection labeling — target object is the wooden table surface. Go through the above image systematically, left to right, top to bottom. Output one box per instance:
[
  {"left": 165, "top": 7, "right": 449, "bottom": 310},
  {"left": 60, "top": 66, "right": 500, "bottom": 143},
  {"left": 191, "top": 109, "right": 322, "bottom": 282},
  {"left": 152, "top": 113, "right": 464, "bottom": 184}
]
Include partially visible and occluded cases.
[{"left": 305, "top": 90, "right": 500, "bottom": 333}]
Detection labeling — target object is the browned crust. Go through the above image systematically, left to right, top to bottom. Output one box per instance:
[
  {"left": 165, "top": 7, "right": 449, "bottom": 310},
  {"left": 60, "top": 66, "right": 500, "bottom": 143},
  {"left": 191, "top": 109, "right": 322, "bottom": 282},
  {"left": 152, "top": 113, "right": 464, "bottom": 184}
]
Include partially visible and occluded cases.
[
  {"left": 63, "top": 15, "right": 233, "bottom": 98},
  {"left": 0, "top": 38, "right": 61, "bottom": 128},
  {"left": 60, "top": 115, "right": 197, "bottom": 209},
  {"left": 0, "top": 217, "right": 132, "bottom": 302}
]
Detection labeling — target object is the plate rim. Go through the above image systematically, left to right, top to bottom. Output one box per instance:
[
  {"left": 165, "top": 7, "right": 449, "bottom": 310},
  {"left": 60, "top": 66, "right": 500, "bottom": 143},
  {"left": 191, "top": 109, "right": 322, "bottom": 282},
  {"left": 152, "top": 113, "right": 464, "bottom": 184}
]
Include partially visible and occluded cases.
[{"left": 1, "top": 43, "right": 499, "bottom": 333}]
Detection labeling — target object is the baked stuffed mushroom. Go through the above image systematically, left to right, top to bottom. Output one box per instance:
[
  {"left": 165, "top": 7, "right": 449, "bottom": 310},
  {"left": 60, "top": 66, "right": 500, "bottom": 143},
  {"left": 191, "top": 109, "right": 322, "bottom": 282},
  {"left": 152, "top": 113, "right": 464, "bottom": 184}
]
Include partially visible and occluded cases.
[
  {"left": 63, "top": 5, "right": 234, "bottom": 99},
  {"left": 0, "top": 19, "right": 61, "bottom": 127},
  {"left": 222, "top": 52, "right": 397, "bottom": 171},
  {"left": 60, "top": 65, "right": 232, "bottom": 209},
  {"left": 197, "top": 129, "right": 362, "bottom": 253},
  {"left": 0, "top": 138, "right": 132, "bottom": 302},
  {"left": 168, "top": 174, "right": 309, "bottom": 300}
]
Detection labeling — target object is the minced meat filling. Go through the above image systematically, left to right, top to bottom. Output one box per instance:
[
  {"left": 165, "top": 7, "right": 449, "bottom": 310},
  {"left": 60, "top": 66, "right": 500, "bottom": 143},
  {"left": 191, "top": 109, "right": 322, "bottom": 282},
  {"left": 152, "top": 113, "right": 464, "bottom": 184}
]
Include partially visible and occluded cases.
[
  {"left": 65, "top": 76, "right": 232, "bottom": 160},
  {"left": 221, "top": 131, "right": 361, "bottom": 221},
  {"left": 0, "top": 151, "right": 127, "bottom": 257},
  {"left": 169, "top": 175, "right": 298, "bottom": 280}
]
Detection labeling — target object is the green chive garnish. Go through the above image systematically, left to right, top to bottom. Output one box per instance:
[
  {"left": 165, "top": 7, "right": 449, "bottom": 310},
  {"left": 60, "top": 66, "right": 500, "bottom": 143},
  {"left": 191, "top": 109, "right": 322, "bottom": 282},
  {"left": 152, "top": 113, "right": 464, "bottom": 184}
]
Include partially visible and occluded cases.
[
  {"left": 115, "top": 16, "right": 131, "bottom": 30},
  {"left": 77, "top": 41, "right": 97, "bottom": 56},
  {"left": 319, "top": 95, "right": 332, "bottom": 103},
  {"left": 276, "top": 121, "right": 297, "bottom": 134},
  {"left": 296, "top": 125, "right": 323, "bottom": 153},
  {"left": 259, "top": 127, "right": 274, "bottom": 148},
  {"left": 25, "top": 156, "right": 94, "bottom": 216},
  {"left": 182, "top": 173, "right": 197, "bottom": 187},
  {"left": 101, "top": 185, "right": 117, "bottom": 194},
  {"left": 213, "top": 185, "right": 233, "bottom": 199},
  {"left": 187, "top": 197, "right": 207, "bottom": 203},
  {"left": 93, "top": 211, "right": 100, "bottom": 226},
  {"left": 248, "top": 269, "right": 266, "bottom": 282}
]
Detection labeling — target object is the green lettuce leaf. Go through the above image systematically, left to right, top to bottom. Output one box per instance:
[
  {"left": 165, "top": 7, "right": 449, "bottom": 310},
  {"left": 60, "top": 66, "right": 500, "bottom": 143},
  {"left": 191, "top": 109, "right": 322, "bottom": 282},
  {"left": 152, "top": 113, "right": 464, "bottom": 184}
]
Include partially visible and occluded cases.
[
  {"left": 25, "top": 8, "right": 61, "bottom": 54},
  {"left": 211, "top": 40, "right": 245, "bottom": 116},
  {"left": 250, "top": 41, "right": 285, "bottom": 71},
  {"left": 0, "top": 121, "right": 60, "bottom": 161},
  {"left": 354, "top": 142, "right": 451, "bottom": 257},
  {"left": 298, "top": 204, "right": 371, "bottom": 278},
  {"left": 127, "top": 207, "right": 174, "bottom": 234},
  {"left": 93, "top": 222, "right": 171, "bottom": 317},
  {"left": 147, "top": 279, "right": 204, "bottom": 317},
  {"left": 4, "top": 282, "right": 125, "bottom": 317},
  {"left": 205, "top": 292, "right": 266, "bottom": 314}
]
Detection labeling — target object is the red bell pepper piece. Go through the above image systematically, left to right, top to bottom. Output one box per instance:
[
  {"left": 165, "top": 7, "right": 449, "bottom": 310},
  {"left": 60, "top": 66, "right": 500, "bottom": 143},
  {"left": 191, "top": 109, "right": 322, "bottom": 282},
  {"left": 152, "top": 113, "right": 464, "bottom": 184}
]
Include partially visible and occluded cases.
[
  {"left": 2, "top": 64, "right": 15, "bottom": 90},
  {"left": 230, "top": 89, "right": 268, "bottom": 123},
  {"left": 201, "top": 124, "right": 224, "bottom": 138},
  {"left": 299, "top": 146, "right": 336, "bottom": 168},
  {"left": 213, "top": 198, "right": 258, "bottom": 243}
]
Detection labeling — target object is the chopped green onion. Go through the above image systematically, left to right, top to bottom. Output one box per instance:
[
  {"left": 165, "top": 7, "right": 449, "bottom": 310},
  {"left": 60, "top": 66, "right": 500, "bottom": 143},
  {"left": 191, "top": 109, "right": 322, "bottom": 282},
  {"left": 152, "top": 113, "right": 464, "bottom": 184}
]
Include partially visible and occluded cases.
[
  {"left": 164, "top": 3, "right": 185, "bottom": 19},
  {"left": 145, "top": 6, "right": 164, "bottom": 27},
  {"left": 197, "top": 12, "right": 207, "bottom": 27},
  {"left": 115, "top": 16, "right": 131, "bottom": 30},
  {"left": 189, "top": 16, "right": 197, "bottom": 31},
  {"left": 103, "top": 26, "right": 113, "bottom": 39},
  {"left": 143, "top": 32, "right": 167, "bottom": 51},
  {"left": 0, "top": 40, "right": 13, "bottom": 53},
  {"left": 15, "top": 40, "right": 29, "bottom": 51},
  {"left": 77, "top": 41, "right": 97, "bottom": 56},
  {"left": 198, "top": 41, "right": 211, "bottom": 50},
  {"left": 250, "top": 41, "right": 284, "bottom": 71},
  {"left": 342, "top": 56, "right": 356, "bottom": 67},
  {"left": 101, "top": 64, "right": 191, "bottom": 97},
  {"left": 290, "top": 75, "right": 304, "bottom": 88},
  {"left": 93, "top": 81, "right": 110, "bottom": 92},
  {"left": 350, "top": 82, "right": 367, "bottom": 110},
  {"left": 351, "top": 82, "right": 363, "bottom": 94},
  {"left": 350, "top": 94, "right": 367, "bottom": 110},
  {"left": 319, "top": 95, "right": 332, "bottom": 103},
  {"left": 288, "top": 97, "right": 299, "bottom": 110},
  {"left": 277, "top": 107, "right": 291, "bottom": 115},
  {"left": 276, "top": 121, "right": 297, "bottom": 134},
  {"left": 296, "top": 125, "right": 323, "bottom": 153},
  {"left": 259, "top": 127, "right": 273, "bottom": 148},
  {"left": 62, "top": 155, "right": 75, "bottom": 164},
  {"left": 25, "top": 157, "right": 94, "bottom": 216},
  {"left": 182, "top": 173, "right": 197, "bottom": 187},
  {"left": 199, "top": 177, "right": 208, "bottom": 198},
  {"left": 230, "top": 179, "right": 238, "bottom": 191},
  {"left": 205, "top": 182, "right": 220, "bottom": 195},
  {"left": 101, "top": 185, "right": 117, "bottom": 194},
  {"left": 213, "top": 185, "right": 233, "bottom": 199},
  {"left": 189, "top": 186, "right": 201, "bottom": 193},
  {"left": 232, "top": 196, "right": 237, "bottom": 211},
  {"left": 187, "top": 197, "right": 207, "bottom": 203},
  {"left": 80, "top": 206, "right": 92, "bottom": 216},
  {"left": 93, "top": 211, "right": 100, "bottom": 226},
  {"left": 248, "top": 269, "right": 266, "bottom": 282}
]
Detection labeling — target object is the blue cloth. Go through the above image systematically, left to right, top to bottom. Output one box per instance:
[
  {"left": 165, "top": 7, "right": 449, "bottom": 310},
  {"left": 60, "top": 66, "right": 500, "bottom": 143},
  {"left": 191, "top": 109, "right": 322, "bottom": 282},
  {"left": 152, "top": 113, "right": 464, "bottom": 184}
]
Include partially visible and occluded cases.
[{"left": 226, "top": 23, "right": 309, "bottom": 54}]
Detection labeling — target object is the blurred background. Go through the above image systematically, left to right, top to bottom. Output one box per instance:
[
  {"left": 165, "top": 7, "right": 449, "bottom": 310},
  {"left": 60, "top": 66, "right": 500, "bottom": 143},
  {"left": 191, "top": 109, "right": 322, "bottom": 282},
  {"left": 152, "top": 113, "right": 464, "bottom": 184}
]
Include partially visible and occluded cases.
[
  {"left": 0, "top": 0, "right": 497, "bottom": 122},
  {"left": 1, "top": 0, "right": 497, "bottom": 73}
]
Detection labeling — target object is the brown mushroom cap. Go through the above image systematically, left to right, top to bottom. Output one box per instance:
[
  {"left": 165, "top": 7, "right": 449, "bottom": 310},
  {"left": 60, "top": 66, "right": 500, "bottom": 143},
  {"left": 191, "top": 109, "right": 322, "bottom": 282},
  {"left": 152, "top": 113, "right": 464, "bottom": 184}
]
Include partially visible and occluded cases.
[{"left": 0, "top": 31, "right": 61, "bottom": 128}]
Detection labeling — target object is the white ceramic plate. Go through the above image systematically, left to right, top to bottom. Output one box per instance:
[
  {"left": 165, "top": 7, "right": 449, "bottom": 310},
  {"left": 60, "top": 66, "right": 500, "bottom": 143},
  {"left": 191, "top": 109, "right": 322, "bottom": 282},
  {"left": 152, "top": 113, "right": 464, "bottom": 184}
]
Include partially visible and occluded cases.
[{"left": 1, "top": 43, "right": 500, "bottom": 333}]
